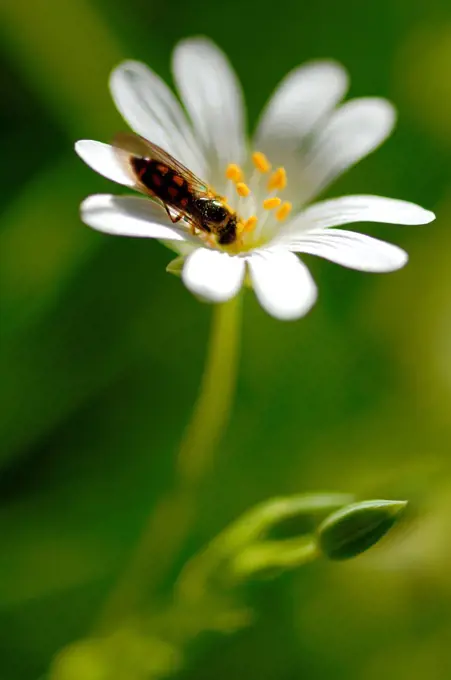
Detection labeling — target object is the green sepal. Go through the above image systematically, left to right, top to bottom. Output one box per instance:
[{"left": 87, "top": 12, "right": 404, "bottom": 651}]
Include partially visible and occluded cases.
[{"left": 166, "top": 256, "right": 185, "bottom": 277}]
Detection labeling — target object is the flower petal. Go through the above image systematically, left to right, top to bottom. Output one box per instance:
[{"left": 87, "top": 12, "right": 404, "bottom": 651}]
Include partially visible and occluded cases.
[
  {"left": 172, "top": 38, "right": 246, "bottom": 183},
  {"left": 109, "top": 60, "right": 206, "bottom": 176},
  {"left": 254, "top": 60, "right": 348, "bottom": 148},
  {"left": 298, "top": 98, "right": 396, "bottom": 203},
  {"left": 75, "top": 140, "right": 135, "bottom": 187},
  {"left": 81, "top": 194, "right": 191, "bottom": 241},
  {"left": 281, "top": 195, "right": 436, "bottom": 237},
  {"left": 288, "top": 229, "right": 408, "bottom": 272},
  {"left": 182, "top": 248, "right": 245, "bottom": 303},
  {"left": 248, "top": 250, "right": 317, "bottom": 320}
]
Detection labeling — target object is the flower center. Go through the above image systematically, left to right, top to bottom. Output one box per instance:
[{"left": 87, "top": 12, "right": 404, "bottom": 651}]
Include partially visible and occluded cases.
[{"left": 220, "top": 151, "right": 292, "bottom": 254}]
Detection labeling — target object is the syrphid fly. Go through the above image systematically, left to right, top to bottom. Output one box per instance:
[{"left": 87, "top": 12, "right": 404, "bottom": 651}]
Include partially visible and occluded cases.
[{"left": 113, "top": 132, "right": 238, "bottom": 245}]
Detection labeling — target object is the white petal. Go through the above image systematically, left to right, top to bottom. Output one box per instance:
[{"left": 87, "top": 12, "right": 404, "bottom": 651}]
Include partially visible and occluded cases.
[
  {"left": 172, "top": 38, "right": 246, "bottom": 179},
  {"left": 109, "top": 60, "right": 206, "bottom": 176},
  {"left": 255, "top": 60, "right": 348, "bottom": 148},
  {"left": 299, "top": 98, "right": 396, "bottom": 204},
  {"left": 75, "top": 140, "right": 135, "bottom": 187},
  {"left": 81, "top": 194, "right": 190, "bottom": 241},
  {"left": 281, "top": 195, "right": 436, "bottom": 237},
  {"left": 288, "top": 229, "right": 408, "bottom": 272},
  {"left": 182, "top": 248, "right": 245, "bottom": 303},
  {"left": 248, "top": 250, "right": 317, "bottom": 321}
]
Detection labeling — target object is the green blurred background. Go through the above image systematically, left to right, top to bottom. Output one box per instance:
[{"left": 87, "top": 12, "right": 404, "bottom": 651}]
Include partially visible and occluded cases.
[{"left": 2, "top": 0, "right": 451, "bottom": 678}]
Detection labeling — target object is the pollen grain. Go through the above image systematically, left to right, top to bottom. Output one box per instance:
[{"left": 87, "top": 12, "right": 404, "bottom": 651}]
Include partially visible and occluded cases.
[
  {"left": 252, "top": 151, "right": 271, "bottom": 173},
  {"left": 226, "top": 163, "right": 244, "bottom": 183},
  {"left": 268, "top": 167, "right": 287, "bottom": 191},
  {"left": 236, "top": 182, "right": 251, "bottom": 197},
  {"left": 263, "top": 196, "right": 282, "bottom": 210},
  {"left": 276, "top": 201, "right": 292, "bottom": 221},
  {"left": 243, "top": 215, "right": 258, "bottom": 232}
]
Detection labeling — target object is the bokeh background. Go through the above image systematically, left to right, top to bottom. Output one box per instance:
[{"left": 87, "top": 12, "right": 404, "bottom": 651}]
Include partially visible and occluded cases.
[{"left": 2, "top": 0, "right": 451, "bottom": 678}]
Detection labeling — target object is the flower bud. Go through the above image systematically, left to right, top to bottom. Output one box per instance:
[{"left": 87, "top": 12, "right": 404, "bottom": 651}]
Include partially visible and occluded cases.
[
  {"left": 177, "top": 494, "right": 353, "bottom": 595},
  {"left": 317, "top": 499, "right": 408, "bottom": 560}
]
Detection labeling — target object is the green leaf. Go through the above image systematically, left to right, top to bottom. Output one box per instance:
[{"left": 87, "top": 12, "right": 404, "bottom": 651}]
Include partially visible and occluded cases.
[{"left": 318, "top": 499, "right": 408, "bottom": 560}]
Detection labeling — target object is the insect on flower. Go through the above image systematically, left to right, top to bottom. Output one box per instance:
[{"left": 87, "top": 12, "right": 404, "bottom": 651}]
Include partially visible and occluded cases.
[
  {"left": 76, "top": 38, "right": 436, "bottom": 320},
  {"left": 113, "top": 132, "right": 239, "bottom": 246}
]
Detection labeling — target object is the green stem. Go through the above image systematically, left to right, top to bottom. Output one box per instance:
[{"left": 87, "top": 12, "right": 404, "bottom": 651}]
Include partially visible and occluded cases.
[
  {"left": 177, "top": 293, "right": 242, "bottom": 484},
  {"left": 97, "top": 294, "right": 243, "bottom": 629}
]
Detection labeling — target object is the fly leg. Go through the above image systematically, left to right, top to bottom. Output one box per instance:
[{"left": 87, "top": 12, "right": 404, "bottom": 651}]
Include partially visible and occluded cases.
[
  {"left": 163, "top": 205, "right": 205, "bottom": 241},
  {"left": 164, "top": 205, "right": 183, "bottom": 224}
]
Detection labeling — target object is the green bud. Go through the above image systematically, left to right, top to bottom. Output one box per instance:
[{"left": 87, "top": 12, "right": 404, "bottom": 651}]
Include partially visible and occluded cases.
[
  {"left": 219, "top": 493, "right": 354, "bottom": 555},
  {"left": 178, "top": 494, "right": 351, "bottom": 596},
  {"left": 212, "top": 494, "right": 352, "bottom": 582},
  {"left": 318, "top": 499, "right": 408, "bottom": 560}
]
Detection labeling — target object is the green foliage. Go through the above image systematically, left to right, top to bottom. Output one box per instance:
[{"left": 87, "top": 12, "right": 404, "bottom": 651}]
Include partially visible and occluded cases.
[{"left": 1, "top": 0, "right": 451, "bottom": 678}]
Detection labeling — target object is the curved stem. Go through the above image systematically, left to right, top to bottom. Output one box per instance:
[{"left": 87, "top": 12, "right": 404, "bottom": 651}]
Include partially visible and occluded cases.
[
  {"left": 177, "top": 293, "right": 242, "bottom": 485},
  {"left": 97, "top": 294, "right": 243, "bottom": 629}
]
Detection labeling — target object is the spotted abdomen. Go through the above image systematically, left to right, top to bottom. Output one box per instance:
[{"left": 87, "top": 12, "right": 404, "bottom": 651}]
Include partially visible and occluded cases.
[{"left": 131, "top": 157, "right": 192, "bottom": 210}]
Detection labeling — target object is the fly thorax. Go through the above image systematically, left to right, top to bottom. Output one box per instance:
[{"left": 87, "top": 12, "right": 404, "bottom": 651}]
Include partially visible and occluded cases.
[{"left": 193, "top": 197, "right": 231, "bottom": 230}]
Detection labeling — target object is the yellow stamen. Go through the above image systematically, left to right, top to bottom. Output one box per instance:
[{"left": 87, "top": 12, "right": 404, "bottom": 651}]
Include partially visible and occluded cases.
[
  {"left": 252, "top": 151, "right": 271, "bottom": 173},
  {"left": 226, "top": 163, "right": 244, "bottom": 183},
  {"left": 267, "top": 167, "right": 287, "bottom": 191},
  {"left": 236, "top": 182, "right": 251, "bottom": 197},
  {"left": 263, "top": 196, "right": 282, "bottom": 210},
  {"left": 276, "top": 201, "right": 292, "bottom": 221},
  {"left": 243, "top": 215, "right": 258, "bottom": 232},
  {"left": 236, "top": 222, "right": 245, "bottom": 235}
]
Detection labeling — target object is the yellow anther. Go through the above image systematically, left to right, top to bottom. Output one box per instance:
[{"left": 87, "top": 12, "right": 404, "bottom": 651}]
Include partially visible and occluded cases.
[
  {"left": 252, "top": 151, "right": 271, "bottom": 173},
  {"left": 226, "top": 163, "right": 244, "bottom": 183},
  {"left": 267, "top": 167, "right": 287, "bottom": 191},
  {"left": 236, "top": 182, "right": 251, "bottom": 197},
  {"left": 263, "top": 196, "right": 282, "bottom": 210},
  {"left": 276, "top": 201, "right": 292, "bottom": 221},
  {"left": 243, "top": 215, "right": 258, "bottom": 232},
  {"left": 236, "top": 222, "right": 245, "bottom": 235}
]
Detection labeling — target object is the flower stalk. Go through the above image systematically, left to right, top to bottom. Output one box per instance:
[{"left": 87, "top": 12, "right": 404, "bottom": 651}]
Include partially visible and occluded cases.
[{"left": 177, "top": 291, "right": 242, "bottom": 484}]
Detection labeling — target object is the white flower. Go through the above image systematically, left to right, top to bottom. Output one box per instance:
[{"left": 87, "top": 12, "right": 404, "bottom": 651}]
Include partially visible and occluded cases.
[{"left": 75, "top": 37, "right": 435, "bottom": 321}]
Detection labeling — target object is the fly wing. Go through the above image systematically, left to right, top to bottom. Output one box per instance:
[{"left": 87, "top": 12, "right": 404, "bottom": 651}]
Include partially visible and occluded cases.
[{"left": 112, "top": 131, "right": 210, "bottom": 196}]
